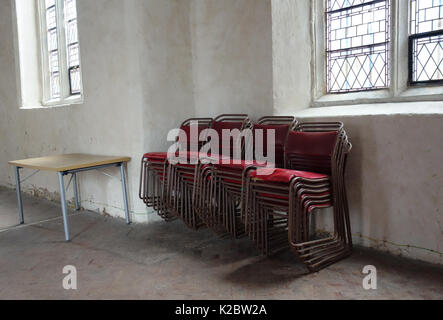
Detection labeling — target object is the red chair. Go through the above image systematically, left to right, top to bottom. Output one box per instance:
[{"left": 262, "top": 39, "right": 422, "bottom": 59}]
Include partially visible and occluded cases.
[{"left": 139, "top": 117, "right": 212, "bottom": 221}]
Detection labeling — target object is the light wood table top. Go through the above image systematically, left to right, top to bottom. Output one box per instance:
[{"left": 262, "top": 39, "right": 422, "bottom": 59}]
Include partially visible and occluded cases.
[{"left": 8, "top": 154, "right": 131, "bottom": 172}]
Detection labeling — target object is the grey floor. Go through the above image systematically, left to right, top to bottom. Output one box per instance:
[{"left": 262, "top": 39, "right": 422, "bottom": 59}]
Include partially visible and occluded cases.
[{"left": 0, "top": 186, "right": 442, "bottom": 300}]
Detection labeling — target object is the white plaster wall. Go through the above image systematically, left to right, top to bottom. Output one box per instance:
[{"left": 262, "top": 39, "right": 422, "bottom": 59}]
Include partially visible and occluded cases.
[
  {"left": 13, "top": 0, "right": 41, "bottom": 107},
  {"left": 138, "top": 0, "right": 195, "bottom": 152},
  {"left": 190, "top": 0, "right": 273, "bottom": 120},
  {"left": 271, "top": 0, "right": 312, "bottom": 114}
]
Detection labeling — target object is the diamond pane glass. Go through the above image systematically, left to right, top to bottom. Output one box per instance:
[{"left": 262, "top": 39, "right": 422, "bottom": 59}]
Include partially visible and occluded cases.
[
  {"left": 326, "top": 0, "right": 391, "bottom": 93},
  {"left": 329, "top": 0, "right": 376, "bottom": 11},
  {"left": 410, "top": 0, "right": 443, "bottom": 83},
  {"left": 411, "top": 34, "right": 443, "bottom": 81}
]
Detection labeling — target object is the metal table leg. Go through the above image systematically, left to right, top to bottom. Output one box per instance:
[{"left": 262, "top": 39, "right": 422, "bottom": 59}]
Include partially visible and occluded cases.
[
  {"left": 120, "top": 163, "right": 131, "bottom": 224},
  {"left": 14, "top": 166, "right": 24, "bottom": 225},
  {"left": 58, "top": 172, "right": 70, "bottom": 242},
  {"left": 72, "top": 173, "right": 80, "bottom": 211}
]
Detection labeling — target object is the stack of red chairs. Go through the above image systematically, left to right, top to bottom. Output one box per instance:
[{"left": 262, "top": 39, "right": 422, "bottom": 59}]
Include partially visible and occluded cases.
[
  {"left": 167, "top": 114, "right": 252, "bottom": 229},
  {"left": 194, "top": 116, "right": 296, "bottom": 238},
  {"left": 139, "top": 117, "right": 352, "bottom": 272},
  {"left": 244, "top": 122, "right": 352, "bottom": 271},
  {"left": 288, "top": 123, "right": 352, "bottom": 271}
]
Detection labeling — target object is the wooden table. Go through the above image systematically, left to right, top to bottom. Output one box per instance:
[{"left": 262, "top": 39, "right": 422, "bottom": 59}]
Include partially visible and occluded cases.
[{"left": 8, "top": 154, "right": 131, "bottom": 241}]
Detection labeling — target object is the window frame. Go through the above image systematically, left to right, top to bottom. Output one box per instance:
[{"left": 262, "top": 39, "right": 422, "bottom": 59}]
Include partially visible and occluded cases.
[
  {"left": 37, "top": 0, "right": 83, "bottom": 107},
  {"left": 311, "top": 0, "right": 443, "bottom": 107},
  {"left": 408, "top": 0, "right": 443, "bottom": 86}
]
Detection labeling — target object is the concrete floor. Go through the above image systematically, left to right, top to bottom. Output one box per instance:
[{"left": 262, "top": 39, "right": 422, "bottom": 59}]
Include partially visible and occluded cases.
[{"left": 0, "top": 187, "right": 442, "bottom": 300}]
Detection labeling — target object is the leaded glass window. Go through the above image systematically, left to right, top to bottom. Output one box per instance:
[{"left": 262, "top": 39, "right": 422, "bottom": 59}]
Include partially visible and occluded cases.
[
  {"left": 40, "top": 0, "right": 82, "bottom": 103},
  {"left": 326, "top": 0, "right": 391, "bottom": 93},
  {"left": 409, "top": 0, "right": 443, "bottom": 84}
]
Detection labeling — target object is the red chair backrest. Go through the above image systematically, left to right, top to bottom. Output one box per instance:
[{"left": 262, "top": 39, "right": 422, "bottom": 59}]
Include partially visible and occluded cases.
[
  {"left": 209, "top": 114, "right": 251, "bottom": 157},
  {"left": 251, "top": 116, "right": 296, "bottom": 168},
  {"left": 179, "top": 118, "right": 213, "bottom": 151},
  {"left": 252, "top": 124, "right": 291, "bottom": 168},
  {"left": 285, "top": 131, "right": 338, "bottom": 175}
]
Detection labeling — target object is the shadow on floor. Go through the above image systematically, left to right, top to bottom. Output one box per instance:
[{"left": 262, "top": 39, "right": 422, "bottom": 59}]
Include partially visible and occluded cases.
[{"left": 224, "top": 250, "right": 310, "bottom": 287}]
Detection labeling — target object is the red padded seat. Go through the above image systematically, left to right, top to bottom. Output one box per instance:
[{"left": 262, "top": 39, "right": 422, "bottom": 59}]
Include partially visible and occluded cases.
[
  {"left": 143, "top": 151, "right": 228, "bottom": 163},
  {"left": 173, "top": 151, "right": 232, "bottom": 163},
  {"left": 143, "top": 152, "right": 169, "bottom": 160},
  {"left": 214, "top": 160, "right": 271, "bottom": 170},
  {"left": 175, "top": 163, "right": 198, "bottom": 168},
  {"left": 249, "top": 168, "right": 328, "bottom": 183},
  {"left": 222, "top": 178, "right": 242, "bottom": 185},
  {"left": 257, "top": 191, "right": 330, "bottom": 202},
  {"left": 258, "top": 192, "right": 289, "bottom": 200}
]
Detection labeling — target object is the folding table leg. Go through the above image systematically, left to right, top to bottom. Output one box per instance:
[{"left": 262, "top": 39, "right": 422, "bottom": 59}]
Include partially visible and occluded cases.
[
  {"left": 120, "top": 163, "right": 131, "bottom": 225},
  {"left": 14, "top": 166, "right": 24, "bottom": 225},
  {"left": 58, "top": 172, "right": 70, "bottom": 242},
  {"left": 72, "top": 173, "right": 80, "bottom": 211}
]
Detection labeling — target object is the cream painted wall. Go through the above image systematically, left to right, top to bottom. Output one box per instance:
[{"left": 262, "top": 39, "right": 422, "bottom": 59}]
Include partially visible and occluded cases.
[
  {"left": 13, "top": 0, "right": 41, "bottom": 107},
  {"left": 138, "top": 0, "right": 195, "bottom": 153},
  {"left": 191, "top": 0, "right": 273, "bottom": 120},
  {"left": 272, "top": 0, "right": 312, "bottom": 114}
]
